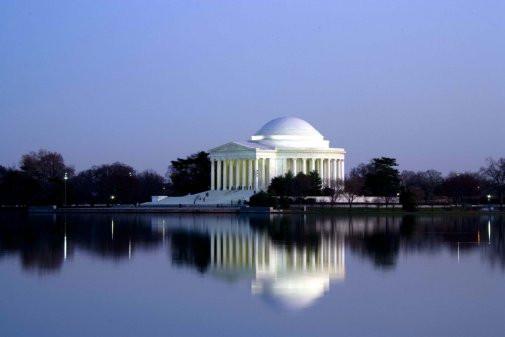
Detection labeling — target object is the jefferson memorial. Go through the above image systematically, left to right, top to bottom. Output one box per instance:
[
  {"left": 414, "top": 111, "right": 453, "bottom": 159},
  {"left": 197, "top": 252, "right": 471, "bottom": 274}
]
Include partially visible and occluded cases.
[
  {"left": 209, "top": 116, "right": 345, "bottom": 191},
  {"left": 149, "top": 117, "right": 345, "bottom": 205}
]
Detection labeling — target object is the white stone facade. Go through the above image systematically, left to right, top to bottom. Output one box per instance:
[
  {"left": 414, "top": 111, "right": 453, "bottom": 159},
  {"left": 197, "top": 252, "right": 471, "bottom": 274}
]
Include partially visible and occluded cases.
[{"left": 209, "top": 117, "right": 345, "bottom": 191}]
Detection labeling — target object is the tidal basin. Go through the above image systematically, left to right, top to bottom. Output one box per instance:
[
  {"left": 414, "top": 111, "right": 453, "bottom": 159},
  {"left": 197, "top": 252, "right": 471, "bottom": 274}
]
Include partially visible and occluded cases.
[{"left": 1, "top": 213, "right": 504, "bottom": 337}]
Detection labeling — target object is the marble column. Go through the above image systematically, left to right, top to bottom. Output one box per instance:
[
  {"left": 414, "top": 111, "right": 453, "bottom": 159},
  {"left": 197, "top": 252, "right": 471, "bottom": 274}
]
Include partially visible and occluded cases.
[
  {"left": 261, "top": 158, "right": 267, "bottom": 190},
  {"left": 293, "top": 158, "right": 297, "bottom": 175},
  {"left": 302, "top": 158, "right": 307, "bottom": 174},
  {"left": 310, "top": 158, "right": 315, "bottom": 173},
  {"left": 241, "top": 159, "right": 246, "bottom": 189},
  {"left": 248, "top": 159, "right": 253, "bottom": 189},
  {"left": 254, "top": 159, "right": 259, "bottom": 191},
  {"left": 320, "top": 159, "right": 324, "bottom": 185},
  {"left": 323, "top": 159, "right": 328, "bottom": 186},
  {"left": 326, "top": 159, "right": 330, "bottom": 186},
  {"left": 327, "top": 159, "right": 332, "bottom": 183},
  {"left": 333, "top": 159, "right": 338, "bottom": 182},
  {"left": 210, "top": 160, "right": 215, "bottom": 190},
  {"left": 216, "top": 160, "right": 221, "bottom": 190},
  {"left": 222, "top": 160, "right": 227, "bottom": 190},
  {"left": 228, "top": 160, "right": 233, "bottom": 190},
  {"left": 235, "top": 160, "right": 240, "bottom": 189},
  {"left": 340, "top": 160, "right": 345, "bottom": 180}
]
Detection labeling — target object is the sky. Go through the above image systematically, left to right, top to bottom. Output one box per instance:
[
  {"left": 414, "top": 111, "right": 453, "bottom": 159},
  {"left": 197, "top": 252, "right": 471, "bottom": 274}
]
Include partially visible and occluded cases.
[{"left": 1, "top": 0, "right": 504, "bottom": 175}]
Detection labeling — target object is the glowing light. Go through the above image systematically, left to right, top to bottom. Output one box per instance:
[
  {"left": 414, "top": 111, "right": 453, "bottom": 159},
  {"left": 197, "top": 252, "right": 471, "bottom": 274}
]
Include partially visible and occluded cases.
[
  {"left": 488, "top": 220, "right": 491, "bottom": 243},
  {"left": 63, "top": 235, "right": 67, "bottom": 260}
]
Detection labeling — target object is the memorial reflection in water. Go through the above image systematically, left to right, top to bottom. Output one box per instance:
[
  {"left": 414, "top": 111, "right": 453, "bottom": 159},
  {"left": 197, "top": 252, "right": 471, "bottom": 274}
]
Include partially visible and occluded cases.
[{"left": 165, "top": 215, "right": 346, "bottom": 310}]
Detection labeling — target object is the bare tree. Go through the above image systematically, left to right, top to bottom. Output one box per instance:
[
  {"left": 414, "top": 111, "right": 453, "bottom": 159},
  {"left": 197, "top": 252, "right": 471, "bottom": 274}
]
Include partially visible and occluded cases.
[
  {"left": 480, "top": 157, "right": 505, "bottom": 209},
  {"left": 401, "top": 169, "right": 443, "bottom": 208},
  {"left": 343, "top": 174, "right": 364, "bottom": 208},
  {"left": 327, "top": 179, "right": 345, "bottom": 204}
]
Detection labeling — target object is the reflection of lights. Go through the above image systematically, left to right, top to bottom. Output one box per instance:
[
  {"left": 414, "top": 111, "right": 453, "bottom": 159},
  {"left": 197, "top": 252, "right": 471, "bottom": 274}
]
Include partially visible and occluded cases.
[
  {"left": 111, "top": 219, "right": 114, "bottom": 240},
  {"left": 488, "top": 220, "right": 491, "bottom": 244},
  {"left": 63, "top": 234, "right": 67, "bottom": 261},
  {"left": 128, "top": 240, "right": 132, "bottom": 259}
]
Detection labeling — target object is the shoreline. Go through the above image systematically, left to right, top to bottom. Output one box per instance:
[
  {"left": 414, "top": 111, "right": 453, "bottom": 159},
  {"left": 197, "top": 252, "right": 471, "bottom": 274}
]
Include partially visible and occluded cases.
[{"left": 1, "top": 205, "right": 503, "bottom": 216}]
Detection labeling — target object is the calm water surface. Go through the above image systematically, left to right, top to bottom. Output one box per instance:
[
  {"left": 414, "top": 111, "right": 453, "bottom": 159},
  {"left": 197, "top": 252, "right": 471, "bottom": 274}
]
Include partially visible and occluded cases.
[{"left": 1, "top": 212, "right": 504, "bottom": 337}]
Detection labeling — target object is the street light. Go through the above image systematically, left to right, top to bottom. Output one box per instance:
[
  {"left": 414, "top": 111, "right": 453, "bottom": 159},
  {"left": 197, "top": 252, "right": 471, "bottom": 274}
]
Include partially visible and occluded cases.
[
  {"left": 64, "top": 172, "right": 68, "bottom": 206},
  {"left": 487, "top": 194, "right": 492, "bottom": 203}
]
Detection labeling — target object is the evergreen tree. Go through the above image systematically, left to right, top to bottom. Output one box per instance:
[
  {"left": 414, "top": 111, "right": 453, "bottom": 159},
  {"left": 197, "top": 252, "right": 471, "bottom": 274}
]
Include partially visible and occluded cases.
[{"left": 364, "top": 157, "right": 401, "bottom": 207}]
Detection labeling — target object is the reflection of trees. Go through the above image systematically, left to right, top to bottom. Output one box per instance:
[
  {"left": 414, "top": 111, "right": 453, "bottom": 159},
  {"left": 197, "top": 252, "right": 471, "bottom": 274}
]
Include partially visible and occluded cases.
[
  {"left": 1, "top": 212, "right": 505, "bottom": 275},
  {"left": 0, "top": 213, "right": 163, "bottom": 273},
  {"left": 0, "top": 213, "right": 65, "bottom": 273},
  {"left": 66, "top": 214, "right": 162, "bottom": 258},
  {"left": 250, "top": 215, "right": 320, "bottom": 249},
  {"left": 170, "top": 231, "right": 210, "bottom": 273},
  {"left": 351, "top": 232, "right": 400, "bottom": 268}
]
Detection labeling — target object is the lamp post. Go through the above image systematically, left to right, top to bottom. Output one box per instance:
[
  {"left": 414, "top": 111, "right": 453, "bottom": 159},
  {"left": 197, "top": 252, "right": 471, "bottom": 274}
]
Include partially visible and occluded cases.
[
  {"left": 64, "top": 172, "right": 68, "bottom": 206},
  {"left": 487, "top": 194, "right": 492, "bottom": 205}
]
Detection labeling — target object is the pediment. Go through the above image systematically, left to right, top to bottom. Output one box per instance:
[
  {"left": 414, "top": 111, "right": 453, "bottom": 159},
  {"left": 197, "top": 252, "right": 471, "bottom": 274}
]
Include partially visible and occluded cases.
[{"left": 209, "top": 141, "right": 257, "bottom": 153}]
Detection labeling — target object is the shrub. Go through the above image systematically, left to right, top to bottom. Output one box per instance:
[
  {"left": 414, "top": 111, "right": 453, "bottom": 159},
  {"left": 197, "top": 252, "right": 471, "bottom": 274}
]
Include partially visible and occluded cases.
[{"left": 249, "top": 191, "right": 278, "bottom": 208}]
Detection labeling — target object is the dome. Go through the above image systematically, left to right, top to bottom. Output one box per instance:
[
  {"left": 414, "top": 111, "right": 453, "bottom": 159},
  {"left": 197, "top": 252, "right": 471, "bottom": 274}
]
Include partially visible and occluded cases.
[
  {"left": 250, "top": 117, "right": 330, "bottom": 149},
  {"left": 254, "top": 117, "right": 323, "bottom": 138},
  {"left": 252, "top": 274, "right": 331, "bottom": 311}
]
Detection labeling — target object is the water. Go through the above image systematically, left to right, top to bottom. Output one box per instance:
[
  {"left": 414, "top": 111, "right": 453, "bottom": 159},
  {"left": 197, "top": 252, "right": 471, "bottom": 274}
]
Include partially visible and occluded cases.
[{"left": 0, "top": 212, "right": 504, "bottom": 337}]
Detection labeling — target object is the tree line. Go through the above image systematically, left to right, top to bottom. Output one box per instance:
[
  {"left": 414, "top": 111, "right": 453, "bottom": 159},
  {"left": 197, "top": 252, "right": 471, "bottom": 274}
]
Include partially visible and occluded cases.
[
  {"left": 1, "top": 149, "right": 504, "bottom": 209},
  {"left": 0, "top": 150, "right": 214, "bottom": 206},
  {"left": 0, "top": 150, "right": 166, "bottom": 205},
  {"left": 252, "top": 156, "right": 505, "bottom": 210}
]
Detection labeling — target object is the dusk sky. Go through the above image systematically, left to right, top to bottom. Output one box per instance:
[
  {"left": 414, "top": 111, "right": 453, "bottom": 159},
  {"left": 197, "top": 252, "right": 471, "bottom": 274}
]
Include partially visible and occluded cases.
[{"left": 1, "top": 0, "right": 504, "bottom": 175}]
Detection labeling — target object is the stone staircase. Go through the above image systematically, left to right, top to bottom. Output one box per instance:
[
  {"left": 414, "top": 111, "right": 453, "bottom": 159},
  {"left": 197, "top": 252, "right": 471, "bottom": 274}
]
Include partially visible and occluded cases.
[{"left": 143, "top": 189, "right": 256, "bottom": 206}]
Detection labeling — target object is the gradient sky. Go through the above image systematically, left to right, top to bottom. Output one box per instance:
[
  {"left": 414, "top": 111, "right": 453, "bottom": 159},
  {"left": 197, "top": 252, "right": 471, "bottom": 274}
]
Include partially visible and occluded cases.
[{"left": 1, "top": 0, "right": 504, "bottom": 175}]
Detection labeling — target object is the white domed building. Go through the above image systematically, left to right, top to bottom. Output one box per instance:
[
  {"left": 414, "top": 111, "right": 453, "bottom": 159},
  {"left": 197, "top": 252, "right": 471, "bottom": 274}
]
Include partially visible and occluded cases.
[
  {"left": 209, "top": 116, "right": 346, "bottom": 192},
  {"left": 147, "top": 117, "right": 345, "bottom": 205}
]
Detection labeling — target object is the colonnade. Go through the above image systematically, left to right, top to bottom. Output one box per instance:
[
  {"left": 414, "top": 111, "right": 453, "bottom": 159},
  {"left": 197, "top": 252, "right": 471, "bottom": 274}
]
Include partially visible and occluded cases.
[
  {"left": 210, "top": 157, "right": 344, "bottom": 191},
  {"left": 210, "top": 158, "right": 269, "bottom": 191},
  {"left": 284, "top": 158, "right": 344, "bottom": 187}
]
